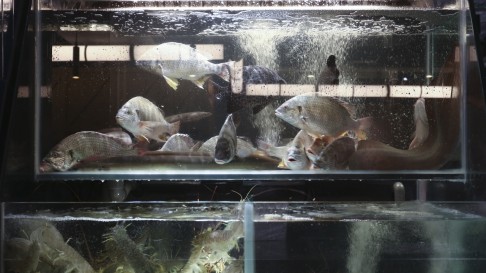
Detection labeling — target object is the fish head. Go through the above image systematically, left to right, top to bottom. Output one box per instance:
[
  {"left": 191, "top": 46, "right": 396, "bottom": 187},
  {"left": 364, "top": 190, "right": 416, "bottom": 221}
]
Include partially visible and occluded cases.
[
  {"left": 135, "top": 59, "right": 162, "bottom": 75},
  {"left": 275, "top": 100, "right": 303, "bottom": 128},
  {"left": 116, "top": 105, "right": 141, "bottom": 130},
  {"left": 214, "top": 138, "right": 236, "bottom": 165},
  {"left": 285, "top": 146, "right": 310, "bottom": 170},
  {"left": 40, "top": 149, "right": 77, "bottom": 172}
]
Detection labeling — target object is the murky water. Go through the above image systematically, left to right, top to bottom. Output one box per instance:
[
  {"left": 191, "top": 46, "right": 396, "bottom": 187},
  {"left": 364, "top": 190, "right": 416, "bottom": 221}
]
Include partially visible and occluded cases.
[{"left": 4, "top": 202, "right": 486, "bottom": 273}]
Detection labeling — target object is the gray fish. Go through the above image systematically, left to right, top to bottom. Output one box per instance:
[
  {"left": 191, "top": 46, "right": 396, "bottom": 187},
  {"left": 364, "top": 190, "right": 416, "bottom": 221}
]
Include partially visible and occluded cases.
[
  {"left": 135, "top": 42, "right": 234, "bottom": 90},
  {"left": 275, "top": 92, "right": 372, "bottom": 138},
  {"left": 116, "top": 96, "right": 180, "bottom": 142},
  {"left": 409, "top": 98, "right": 429, "bottom": 150},
  {"left": 165, "top": 111, "right": 212, "bottom": 124},
  {"left": 214, "top": 114, "right": 237, "bottom": 164},
  {"left": 98, "top": 127, "right": 133, "bottom": 145},
  {"left": 258, "top": 130, "right": 313, "bottom": 170},
  {"left": 283, "top": 130, "right": 313, "bottom": 170},
  {"left": 39, "top": 131, "right": 140, "bottom": 172},
  {"left": 159, "top": 133, "right": 200, "bottom": 153},
  {"left": 198, "top": 136, "right": 261, "bottom": 160},
  {"left": 311, "top": 136, "right": 356, "bottom": 170}
]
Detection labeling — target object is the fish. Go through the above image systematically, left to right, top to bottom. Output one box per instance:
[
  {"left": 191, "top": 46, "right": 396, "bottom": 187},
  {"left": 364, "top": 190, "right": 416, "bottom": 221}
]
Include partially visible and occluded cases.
[
  {"left": 135, "top": 42, "right": 234, "bottom": 90},
  {"left": 317, "top": 55, "right": 340, "bottom": 85},
  {"left": 211, "top": 65, "right": 287, "bottom": 114},
  {"left": 275, "top": 93, "right": 372, "bottom": 138},
  {"left": 116, "top": 96, "right": 180, "bottom": 142},
  {"left": 409, "top": 98, "right": 429, "bottom": 150},
  {"left": 165, "top": 111, "right": 212, "bottom": 124},
  {"left": 215, "top": 114, "right": 237, "bottom": 164},
  {"left": 98, "top": 127, "right": 133, "bottom": 145},
  {"left": 258, "top": 130, "right": 313, "bottom": 170},
  {"left": 283, "top": 130, "right": 313, "bottom": 170},
  {"left": 39, "top": 131, "right": 141, "bottom": 172},
  {"left": 159, "top": 133, "right": 201, "bottom": 152},
  {"left": 305, "top": 135, "right": 333, "bottom": 163},
  {"left": 198, "top": 136, "right": 264, "bottom": 160},
  {"left": 311, "top": 136, "right": 356, "bottom": 170}
]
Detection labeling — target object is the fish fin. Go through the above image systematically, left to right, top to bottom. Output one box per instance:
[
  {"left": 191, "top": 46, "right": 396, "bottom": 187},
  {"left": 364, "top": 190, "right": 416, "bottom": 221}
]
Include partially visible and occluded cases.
[
  {"left": 219, "top": 60, "right": 235, "bottom": 82},
  {"left": 164, "top": 76, "right": 180, "bottom": 90},
  {"left": 193, "top": 76, "right": 210, "bottom": 89},
  {"left": 251, "top": 104, "right": 268, "bottom": 115},
  {"left": 355, "top": 117, "right": 374, "bottom": 140},
  {"left": 169, "top": 121, "right": 181, "bottom": 135},
  {"left": 191, "top": 141, "right": 203, "bottom": 152},
  {"left": 277, "top": 160, "right": 288, "bottom": 169}
]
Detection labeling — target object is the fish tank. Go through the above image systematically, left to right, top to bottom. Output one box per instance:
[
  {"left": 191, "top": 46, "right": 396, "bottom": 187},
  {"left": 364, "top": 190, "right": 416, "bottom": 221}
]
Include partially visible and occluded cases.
[
  {"left": 2, "top": 0, "right": 486, "bottom": 272},
  {"left": 3, "top": 201, "right": 486, "bottom": 273}
]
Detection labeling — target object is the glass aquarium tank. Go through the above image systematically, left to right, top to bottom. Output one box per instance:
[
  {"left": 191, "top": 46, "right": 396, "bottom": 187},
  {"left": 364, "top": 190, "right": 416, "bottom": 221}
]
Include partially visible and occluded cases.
[{"left": 2, "top": 0, "right": 486, "bottom": 272}]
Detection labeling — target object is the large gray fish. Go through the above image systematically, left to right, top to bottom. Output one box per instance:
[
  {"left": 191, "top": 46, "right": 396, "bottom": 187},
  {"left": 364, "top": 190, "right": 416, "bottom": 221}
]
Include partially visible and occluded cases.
[
  {"left": 135, "top": 42, "right": 234, "bottom": 90},
  {"left": 275, "top": 93, "right": 372, "bottom": 138},
  {"left": 116, "top": 96, "right": 180, "bottom": 142},
  {"left": 409, "top": 98, "right": 429, "bottom": 150},
  {"left": 214, "top": 114, "right": 237, "bottom": 164},
  {"left": 39, "top": 131, "right": 141, "bottom": 172},
  {"left": 311, "top": 136, "right": 356, "bottom": 170}
]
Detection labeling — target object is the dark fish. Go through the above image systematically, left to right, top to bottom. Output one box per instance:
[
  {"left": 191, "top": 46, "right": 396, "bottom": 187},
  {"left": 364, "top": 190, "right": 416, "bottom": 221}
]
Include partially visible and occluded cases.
[
  {"left": 317, "top": 55, "right": 340, "bottom": 85},
  {"left": 213, "top": 65, "right": 286, "bottom": 114},
  {"left": 165, "top": 111, "right": 212, "bottom": 124},
  {"left": 214, "top": 114, "right": 237, "bottom": 164},
  {"left": 39, "top": 131, "right": 141, "bottom": 172},
  {"left": 311, "top": 136, "right": 356, "bottom": 170}
]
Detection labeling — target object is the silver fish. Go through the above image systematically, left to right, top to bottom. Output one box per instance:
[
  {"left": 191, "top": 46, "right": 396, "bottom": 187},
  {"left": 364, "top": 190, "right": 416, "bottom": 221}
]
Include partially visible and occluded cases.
[
  {"left": 135, "top": 42, "right": 234, "bottom": 90},
  {"left": 275, "top": 93, "right": 372, "bottom": 138},
  {"left": 116, "top": 96, "right": 180, "bottom": 142},
  {"left": 409, "top": 98, "right": 429, "bottom": 150},
  {"left": 214, "top": 114, "right": 237, "bottom": 164},
  {"left": 258, "top": 130, "right": 313, "bottom": 170},
  {"left": 284, "top": 130, "right": 313, "bottom": 170},
  {"left": 39, "top": 131, "right": 140, "bottom": 172},
  {"left": 159, "top": 133, "right": 200, "bottom": 152},
  {"left": 198, "top": 136, "right": 261, "bottom": 160},
  {"left": 311, "top": 136, "right": 356, "bottom": 170}
]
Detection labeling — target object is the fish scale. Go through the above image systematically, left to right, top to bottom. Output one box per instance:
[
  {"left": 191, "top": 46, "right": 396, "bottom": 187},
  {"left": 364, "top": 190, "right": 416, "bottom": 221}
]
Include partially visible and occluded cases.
[
  {"left": 275, "top": 94, "right": 361, "bottom": 137},
  {"left": 40, "top": 131, "right": 139, "bottom": 171}
]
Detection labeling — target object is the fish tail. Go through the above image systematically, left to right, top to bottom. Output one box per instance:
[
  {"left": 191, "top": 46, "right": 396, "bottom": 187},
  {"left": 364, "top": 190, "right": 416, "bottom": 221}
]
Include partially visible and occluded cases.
[
  {"left": 219, "top": 61, "right": 234, "bottom": 82},
  {"left": 355, "top": 117, "right": 374, "bottom": 140}
]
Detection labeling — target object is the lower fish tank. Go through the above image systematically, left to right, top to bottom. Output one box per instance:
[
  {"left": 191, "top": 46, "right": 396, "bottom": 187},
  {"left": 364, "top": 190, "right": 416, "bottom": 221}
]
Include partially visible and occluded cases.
[{"left": 3, "top": 201, "right": 486, "bottom": 273}]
